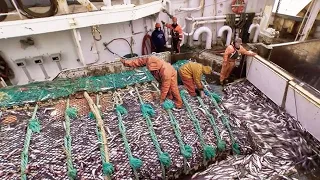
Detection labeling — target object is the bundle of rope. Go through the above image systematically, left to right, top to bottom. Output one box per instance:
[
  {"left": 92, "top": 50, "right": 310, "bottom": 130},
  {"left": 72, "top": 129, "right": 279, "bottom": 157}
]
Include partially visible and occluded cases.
[
  {"left": 16, "top": 0, "right": 58, "bottom": 18},
  {"left": 235, "top": 13, "right": 247, "bottom": 29},
  {"left": 241, "top": 13, "right": 256, "bottom": 43},
  {"left": 225, "top": 14, "right": 236, "bottom": 30},
  {"left": 142, "top": 34, "right": 153, "bottom": 55},
  {"left": 0, "top": 54, "right": 14, "bottom": 81},
  {"left": 202, "top": 82, "right": 240, "bottom": 155},
  {"left": 135, "top": 86, "right": 171, "bottom": 179},
  {"left": 180, "top": 90, "right": 216, "bottom": 165},
  {"left": 84, "top": 92, "right": 113, "bottom": 178},
  {"left": 115, "top": 92, "right": 143, "bottom": 180},
  {"left": 197, "top": 96, "right": 226, "bottom": 152},
  {"left": 64, "top": 99, "right": 78, "bottom": 179},
  {"left": 162, "top": 99, "right": 192, "bottom": 173},
  {"left": 21, "top": 104, "right": 40, "bottom": 180}
]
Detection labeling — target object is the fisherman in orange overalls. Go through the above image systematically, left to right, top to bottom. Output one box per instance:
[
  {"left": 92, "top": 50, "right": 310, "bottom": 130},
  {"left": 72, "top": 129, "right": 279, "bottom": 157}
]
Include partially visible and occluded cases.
[
  {"left": 163, "top": 17, "right": 183, "bottom": 53},
  {"left": 220, "top": 38, "right": 256, "bottom": 85},
  {"left": 120, "top": 56, "right": 183, "bottom": 108},
  {"left": 179, "top": 61, "right": 212, "bottom": 98}
]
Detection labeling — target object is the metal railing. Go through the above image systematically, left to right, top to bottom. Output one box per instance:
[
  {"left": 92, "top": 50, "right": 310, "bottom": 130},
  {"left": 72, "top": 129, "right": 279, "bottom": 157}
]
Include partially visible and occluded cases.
[{"left": 0, "top": 0, "right": 23, "bottom": 20}]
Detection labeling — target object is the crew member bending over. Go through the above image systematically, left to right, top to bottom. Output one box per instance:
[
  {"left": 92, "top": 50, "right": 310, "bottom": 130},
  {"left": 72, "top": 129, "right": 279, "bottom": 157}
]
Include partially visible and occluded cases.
[
  {"left": 120, "top": 56, "right": 183, "bottom": 108},
  {"left": 179, "top": 61, "right": 212, "bottom": 98}
]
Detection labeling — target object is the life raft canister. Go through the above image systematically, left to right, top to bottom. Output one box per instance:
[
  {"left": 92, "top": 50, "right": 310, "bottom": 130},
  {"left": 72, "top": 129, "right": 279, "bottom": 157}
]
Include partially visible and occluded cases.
[{"left": 231, "top": 0, "right": 245, "bottom": 14}]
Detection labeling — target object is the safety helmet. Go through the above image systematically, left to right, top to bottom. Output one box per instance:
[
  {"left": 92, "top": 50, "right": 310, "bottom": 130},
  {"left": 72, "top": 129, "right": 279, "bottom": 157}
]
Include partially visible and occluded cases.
[
  {"left": 172, "top": 17, "right": 177, "bottom": 22},
  {"left": 155, "top": 23, "right": 161, "bottom": 28},
  {"left": 203, "top": 66, "right": 212, "bottom": 75}
]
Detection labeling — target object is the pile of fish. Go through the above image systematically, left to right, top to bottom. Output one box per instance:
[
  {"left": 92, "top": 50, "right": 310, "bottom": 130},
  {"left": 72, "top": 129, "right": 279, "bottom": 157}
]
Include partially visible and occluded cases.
[
  {"left": 3, "top": 79, "right": 319, "bottom": 179},
  {"left": 192, "top": 80, "right": 320, "bottom": 179},
  {"left": 0, "top": 82, "right": 254, "bottom": 179},
  {"left": 102, "top": 83, "right": 253, "bottom": 179},
  {"left": 26, "top": 109, "right": 68, "bottom": 179},
  {"left": 0, "top": 110, "right": 29, "bottom": 179}
]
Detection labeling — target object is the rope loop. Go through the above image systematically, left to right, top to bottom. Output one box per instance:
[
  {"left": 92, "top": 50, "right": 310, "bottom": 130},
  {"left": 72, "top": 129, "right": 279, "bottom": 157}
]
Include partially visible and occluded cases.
[{"left": 91, "top": 25, "right": 102, "bottom": 41}]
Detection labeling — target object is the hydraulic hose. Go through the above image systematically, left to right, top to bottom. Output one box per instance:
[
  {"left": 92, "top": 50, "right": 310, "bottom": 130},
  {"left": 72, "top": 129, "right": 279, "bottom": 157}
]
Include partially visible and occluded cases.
[
  {"left": 0, "top": 0, "right": 8, "bottom": 22},
  {"left": 16, "top": 0, "right": 58, "bottom": 18},
  {"left": 142, "top": 34, "right": 152, "bottom": 55},
  {"left": 103, "top": 38, "right": 133, "bottom": 58}
]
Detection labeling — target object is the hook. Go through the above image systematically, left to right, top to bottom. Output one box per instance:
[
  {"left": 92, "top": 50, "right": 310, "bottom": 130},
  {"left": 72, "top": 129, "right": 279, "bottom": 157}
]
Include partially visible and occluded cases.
[{"left": 91, "top": 26, "right": 102, "bottom": 41}]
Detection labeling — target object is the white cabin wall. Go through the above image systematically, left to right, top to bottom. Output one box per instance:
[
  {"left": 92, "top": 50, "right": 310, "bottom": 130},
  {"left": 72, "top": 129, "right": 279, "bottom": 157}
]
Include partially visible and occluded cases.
[
  {"left": 0, "top": 0, "right": 269, "bottom": 85},
  {"left": 78, "top": 18, "right": 148, "bottom": 64},
  {"left": 0, "top": 19, "right": 150, "bottom": 85},
  {"left": 0, "top": 31, "right": 80, "bottom": 85}
]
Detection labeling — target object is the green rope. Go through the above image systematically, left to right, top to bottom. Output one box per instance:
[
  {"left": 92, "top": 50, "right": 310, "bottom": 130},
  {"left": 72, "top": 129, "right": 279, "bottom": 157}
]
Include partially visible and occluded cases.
[
  {"left": 203, "top": 82, "right": 240, "bottom": 155},
  {"left": 135, "top": 87, "right": 171, "bottom": 178},
  {"left": 180, "top": 90, "right": 216, "bottom": 161},
  {"left": 209, "top": 91, "right": 221, "bottom": 103},
  {"left": 94, "top": 95, "right": 114, "bottom": 176},
  {"left": 197, "top": 97, "right": 226, "bottom": 152},
  {"left": 64, "top": 99, "right": 77, "bottom": 179},
  {"left": 162, "top": 99, "right": 175, "bottom": 110},
  {"left": 163, "top": 99, "right": 192, "bottom": 159},
  {"left": 141, "top": 103, "right": 155, "bottom": 118},
  {"left": 21, "top": 104, "right": 39, "bottom": 180},
  {"left": 116, "top": 104, "right": 143, "bottom": 179},
  {"left": 116, "top": 104, "right": 128, "bottom": 115},
  {"left": 142, "top": 105, "right": 171, "bottom": 167},
  {"left": 66, "top": 107, "right": 78, "bottom": 119},
  {"left": 88, "top": 110, "right": 104, "bottom": 120},
  {"left": 88, "top": 111, "right": 95, "bottom": 120},
  {"left": 28, "top": 118, "right": 41, "bottom": 133},
  {"left": 95, "top": 125, "right": 114, "bottom": 176},
  {"left": 204, "top": 145, "right": 216, "bottom": 160},
  {"left": 159, "top": 152, "right": 171, "bottom": 167},
  {"left": 129, "top": 157, "right": 143, "bottom": 170},
  {"left": 103, "top": 162, "right": 114, "bottom": 175}
]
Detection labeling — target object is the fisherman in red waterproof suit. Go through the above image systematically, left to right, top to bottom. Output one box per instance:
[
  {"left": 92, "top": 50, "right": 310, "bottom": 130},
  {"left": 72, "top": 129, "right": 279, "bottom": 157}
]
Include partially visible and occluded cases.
[
  {"left": 163, "top": 17, "right": 183, "bottom": 53},
  {"left": 120, "top": 56, "right": 183, "bottom": 108}
]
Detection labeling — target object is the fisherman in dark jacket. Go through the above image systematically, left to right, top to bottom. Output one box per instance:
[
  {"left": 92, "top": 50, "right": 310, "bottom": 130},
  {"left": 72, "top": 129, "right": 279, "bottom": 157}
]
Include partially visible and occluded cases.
[{"left": 151, "top": 23, "right": 166, "bottom": 53}]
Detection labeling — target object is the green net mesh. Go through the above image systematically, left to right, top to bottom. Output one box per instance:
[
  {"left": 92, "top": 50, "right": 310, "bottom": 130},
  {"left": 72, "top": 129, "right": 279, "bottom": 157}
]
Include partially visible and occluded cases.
[
  {"left": 172, "top": 60, "right": 189, "bottom": 85},
  {"left": 172, "top": 60, "right": 189, "bottom": 71},
  {"left": 0, "top": 67, "right": 154, "bottom": 108}
]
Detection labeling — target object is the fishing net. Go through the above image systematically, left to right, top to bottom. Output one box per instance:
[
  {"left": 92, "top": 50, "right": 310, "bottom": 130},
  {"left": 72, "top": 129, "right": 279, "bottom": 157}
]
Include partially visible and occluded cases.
[
  {"left": 0, "top": 51, "right": 173, "bottom": 109},
  {"left": 0, "top": 53, "right": 254, "bottom": 179},
  {"left": 0, "top": 67, "right": 154, "bottom": 108},
  {"left": 0, "top": 84, "right": 253, "bottom": 179},
  {"left": 101, "top": 85, "right": 253, "bottom": 179},
  {"left": 26, "top": 107, "right": 68, "bottom": 179},
  {"left": 0, "top": 111, "right": 29, "bottom": 179}
]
